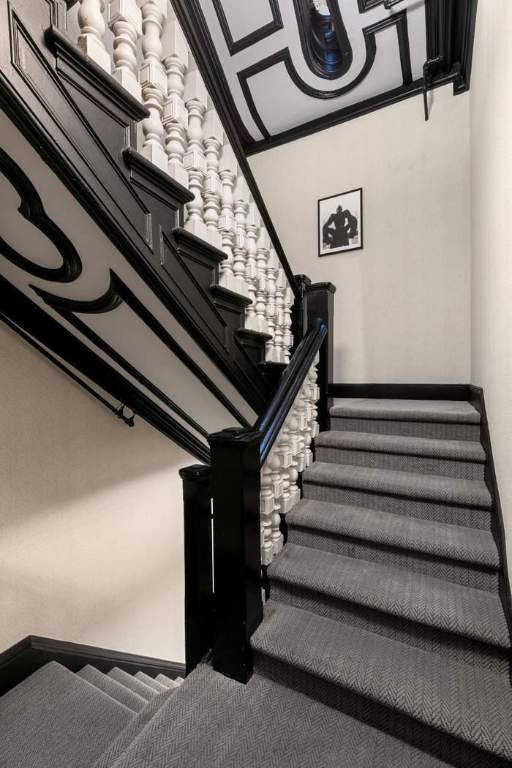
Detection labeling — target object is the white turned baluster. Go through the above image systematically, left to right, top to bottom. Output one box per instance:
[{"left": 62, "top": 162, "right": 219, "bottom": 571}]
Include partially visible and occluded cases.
[
  {"left": 78, "top": 0, "right": 111, "bottom": 73},
  {"left": 108, "top": 0, "right": 142, "bottom": 100},
  {"left": 138, "top": 0, "right": 168, "bottom": 172},
  {"left": 162, "top": 16, "right": 189, "bottom": 187},
  {"left": 183, "top": 64, "right": 208, "bottom": 239},
  {"left": 203, "top": 105, "right": 223, "bottom": 250},
  {"left": 218, "top": 142, "right": 240, "bottom": 292},
  {"left": 233, "top": 173, "right": 250, "bottom": 293},
  {"left": 243, "top": 202, "right": 259, "bottom": 330},
  {"left": 255, "top": 225, "right": 269, "bottom": 334},
  {"left": 265, "top": 249, "right": 278, "bottom": 361},
  {"left": 273, "top": 268, "right": 286, "bottom": 363},
  {"left": 282, "top": 285, "right": 294, "bottom": 362},
  {"left": 295, "top": 387, "right": 308, "bottom": 473},
  {"left": 286, "top": 409, "right": 301, "bottom": 512},
  {"left": 277, "top": 419, "right": 293, "bottom": 515},
  {"left": 260, "top": 462, "right": 274, "bottom": 567}
]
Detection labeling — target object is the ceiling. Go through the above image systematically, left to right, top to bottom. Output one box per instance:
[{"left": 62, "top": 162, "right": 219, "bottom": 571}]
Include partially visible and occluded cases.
[{"left": 174, "top": 0, "right": 477, "bottom": 154}]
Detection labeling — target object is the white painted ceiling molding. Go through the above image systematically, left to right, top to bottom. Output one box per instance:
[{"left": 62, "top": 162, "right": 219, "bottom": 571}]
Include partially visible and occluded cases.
[{"left": 197, "top": 0, "right": 426, "bottom": 143}]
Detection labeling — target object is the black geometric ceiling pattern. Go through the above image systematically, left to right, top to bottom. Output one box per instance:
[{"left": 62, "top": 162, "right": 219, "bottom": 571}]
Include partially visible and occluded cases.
[{"left": 173, "top": 0, "right": 477, "bottom": 154}]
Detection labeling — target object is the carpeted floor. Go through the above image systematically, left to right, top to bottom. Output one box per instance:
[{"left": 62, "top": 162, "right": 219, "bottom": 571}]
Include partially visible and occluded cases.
[{"left": 1, "top": 399, "right": 511, "bottom": 767}]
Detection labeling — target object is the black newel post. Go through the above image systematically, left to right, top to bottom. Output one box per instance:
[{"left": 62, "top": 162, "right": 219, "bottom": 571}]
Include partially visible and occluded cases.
[
  {"left": 292, "top": 273, "right": 312, "bottom": 343},
  {"left": 305, "top": 282, "right": 336, "bottom": 431},
  {"left": 209, "top": 428, "right": 263, "bottom": 683},
  {"left": 180, "top": 464, "right": 213, "bottom": 675}
]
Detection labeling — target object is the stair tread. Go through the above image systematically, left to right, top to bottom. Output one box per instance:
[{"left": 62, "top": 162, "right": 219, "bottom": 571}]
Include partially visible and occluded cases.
[
  {"left": 330, "top": 399, "right": 480, "bottom": 423},
  {"left": 316, "top": 430, "right": 485, "bottom": 461},
  {"left": 303, "top": 462, "right": 492, "bottom": 508},
  {"left": 287, "top": 499, "right": 500, "bottom": 567},
  {"left": 269, "top": 544, "right": 509, "bottom": 648},
  {"left": 251, "top": 602, "right": 512, "bottom": 761},
  {"left": 0, "top": 662, "right": 132, "bottom": 768},
  {"left": 77, "top": 665, "right": 146, "bottom": 712},
  {"left": 108, "top": 667, "right": 156, "bottom": 701},
  {"left": 134, "top": 671, "right": 168, "bottom": 692}
]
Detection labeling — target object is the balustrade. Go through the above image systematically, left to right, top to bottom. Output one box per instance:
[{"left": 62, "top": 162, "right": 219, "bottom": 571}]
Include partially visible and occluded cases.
[{"left": 72, "top": 0, "right": 294, "bottom": 356}]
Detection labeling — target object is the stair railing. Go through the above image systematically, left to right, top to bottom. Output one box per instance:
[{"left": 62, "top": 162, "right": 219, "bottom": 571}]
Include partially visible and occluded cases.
[{"left": 65, "top": 0, "right": 297, "bottom": 364}]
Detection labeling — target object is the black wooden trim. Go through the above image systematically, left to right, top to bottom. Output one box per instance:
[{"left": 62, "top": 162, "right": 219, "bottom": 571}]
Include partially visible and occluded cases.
[
  {"left": 169, "top": 0, "right": 299, "bottom": 298},
  {"left": 211, "top": 0, "right": 283, "bottom": 55},
  {"left": 0, "top": 15, "right": 270, "bottom": 413},
  {"left": 45, "top": 25, "right": 148, "bottom": 122},
  {"left": 0, "top": 147, "right": 82, "bottom": 282},
  {"left": 123, "top": 148, "right": 194, "bottom": 207},
  {"left": 172, "top": 227, "right": 226, "bottom": 265},
  {"left": 32, "top": 275, "right": 210, "bottom": 441},
  {"left": 0, "top": 276, "right": 210, "bottom": 462},
  {"left": 304, "top": 282, "right": 336, "bottom": 431},
  {"left": 0, "top": 314, "right": 135, "bottom": 427},
  {"left": 256, "top": 318, "right": 327, "bottom": 464},
  {"left": 328, "top": 383, "right": 473, "bottom": 400},
  {"left": 469, "top": 386, "right": 512, "bottom": 669},
  {"left": 209, "top": 428, "right": 263, "bottom": 682},
  {"left": 180, "top": 464, "right": 214, "bottom": 674},
  {"left": 0, "top": 635, "right": 185, "bottom": 697}
]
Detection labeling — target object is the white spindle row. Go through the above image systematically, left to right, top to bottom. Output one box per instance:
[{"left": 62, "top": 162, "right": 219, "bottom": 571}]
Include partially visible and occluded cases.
[
  {"left": 72, "top": 0, "right": 294, "bottom": 360},
  {"left": 260, "top": 358, "right": 320, "bottom": 566}
]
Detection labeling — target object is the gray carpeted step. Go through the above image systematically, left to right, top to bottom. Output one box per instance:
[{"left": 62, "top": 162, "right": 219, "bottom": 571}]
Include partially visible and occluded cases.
[
  {"left": 330, "top": 399, "right": 480, "bottom": 441},
  {"left": 315, "top": 430, "right": 485, "bottom": 479},
  {"left": 303, "top": 462, "right": 493, "bottom": 529},
  {"left": 287, "top": 499, "right": 500, "bottom": 591},
  {"left": 269, "top": 543, "right": 509, "bottom": 673},
  {"left": 251, "top": 602, "right": 512, "bottom": 766},
  {"left": 0, "top": 661, "right": 133, "bottom": 768},
  {"left": 107, "top": 662, "right": 455, "bottom": 768},
  {"left": 77, "top": 665, "right": 146, "bottom": 712},
  {"left": 108, "top": 667, "right": 156, "bottom": 701},
  {"left": 134, "top": 671, "right": 168, "bottom": 693},
  {"left": 156, "top": 673, "right": 180, "bottom": 688}
]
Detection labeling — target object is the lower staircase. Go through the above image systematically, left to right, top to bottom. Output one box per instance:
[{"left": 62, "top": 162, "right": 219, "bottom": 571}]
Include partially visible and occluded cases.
[{"left": 2, "top": 399, "right": 511, "bottom": 766}]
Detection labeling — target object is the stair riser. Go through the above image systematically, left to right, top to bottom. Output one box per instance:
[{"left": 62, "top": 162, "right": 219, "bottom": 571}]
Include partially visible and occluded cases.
[
  {"left": 330, "top": 417, "right": 480, "bottom": 442},
  {"left": 315, "top": 446, "right": 485, "bottom": 480},
  {"left": 303, "top": 482, "right": 492, "bottom": 530},
  {"left": 287, "top": 527, "right": 499, "bottom": 593},
  {"left": 270, "top": 584, "right": 509, "bottom": 677},
  {"left": 254, "top": 653, "right": 509, "bottom": 768}
]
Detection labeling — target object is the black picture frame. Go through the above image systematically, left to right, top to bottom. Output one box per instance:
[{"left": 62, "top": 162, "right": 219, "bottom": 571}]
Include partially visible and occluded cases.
[{"left": 318, "top": 187, "right": 363, "bottom": 256}]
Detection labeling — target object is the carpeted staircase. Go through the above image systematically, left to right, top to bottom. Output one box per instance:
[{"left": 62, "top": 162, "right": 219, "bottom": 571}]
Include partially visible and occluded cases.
[{"left": 2, "top": 399, "right": 511, "bottom": 767}]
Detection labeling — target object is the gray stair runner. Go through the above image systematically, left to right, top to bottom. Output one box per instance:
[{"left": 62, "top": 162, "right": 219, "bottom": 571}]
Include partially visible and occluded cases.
[
  {"left": 2, "top": 398, "right": 510, "bottom": 767},
  {"left": 330, "top": 399, "right": 481, "bottom": 440},
  {"left": 315, "top": 430, "right": 485, "bottom": 478},
  {"left": 0, "top": 662, "right": 132, "bottom": 768},
  {"left": 77, "top": 664, "right": 146, "bottom": 712},
  {"left": 108, "top": 667, "right": 157, "bottom": 701},
  {"left": 134, "top": 671, "right": 168, "bottom": 692}
]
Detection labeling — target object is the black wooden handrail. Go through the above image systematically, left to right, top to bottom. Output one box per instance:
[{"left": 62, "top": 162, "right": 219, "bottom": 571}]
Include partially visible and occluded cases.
[{"left": 255, "top": 318, "right": 327, "bottom": 465}]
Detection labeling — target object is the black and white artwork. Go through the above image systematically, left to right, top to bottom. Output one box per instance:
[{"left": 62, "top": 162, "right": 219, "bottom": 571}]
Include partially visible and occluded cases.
[{"left": 318, "top": 188, "right": 363, "bottom": 256}]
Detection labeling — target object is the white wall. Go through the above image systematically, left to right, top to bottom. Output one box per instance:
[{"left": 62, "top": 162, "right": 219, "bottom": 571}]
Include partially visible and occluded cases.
[
  {"left": 470, "top": 1, "right": 512, "bottom": 568},
  {"left": 250, "top": 86, "right": 471, "bottom": 383},
  {"left": 0, "top": 322, "right": 192, "bottom": 662}
]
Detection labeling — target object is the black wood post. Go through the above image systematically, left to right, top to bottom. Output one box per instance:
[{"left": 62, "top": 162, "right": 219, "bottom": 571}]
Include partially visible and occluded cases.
[
  {"left": 292, "top": 273, "right": 312, "bottom": 344},
  {"left": 305, "top": 282, "right": 336, "bottom": 431},
  {"left": 209, "top": 427, "right": 263, "bottom": 683},
  {"left": 180, "top": 464, "right": 213, "bottom": 675}
]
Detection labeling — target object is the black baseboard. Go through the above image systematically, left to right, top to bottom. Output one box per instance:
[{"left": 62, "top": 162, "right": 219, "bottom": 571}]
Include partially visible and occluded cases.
[
  {"left": 327, "top": 383, "right": 472, "bottom": 401},
  {"left": 469, "top": 387, "right": 512, "bottom": 673},
  {"left": 0, "top": 635, "right": 186, "bottom": 697}
]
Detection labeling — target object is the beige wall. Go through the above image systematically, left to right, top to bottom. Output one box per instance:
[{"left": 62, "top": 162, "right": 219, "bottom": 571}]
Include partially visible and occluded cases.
[
  {"left": 470, "top": 1, "right": 512, "bottom": 567},
  {"left": 250, "top": 86, "right": 471, "bottom": 384},
  {"left": 0, "top": 322, "right": 192, "bottom": 662}
]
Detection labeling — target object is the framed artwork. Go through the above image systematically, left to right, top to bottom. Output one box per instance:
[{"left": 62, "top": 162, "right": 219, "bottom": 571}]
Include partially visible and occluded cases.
[{"left": 318, "top": 187, "right": 363, "bottom": 256}]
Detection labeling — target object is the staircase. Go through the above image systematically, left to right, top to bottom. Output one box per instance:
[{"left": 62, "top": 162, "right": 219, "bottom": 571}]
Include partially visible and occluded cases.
[{"left": 2, "top": 398, "right": 511, "bottom": 767}]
